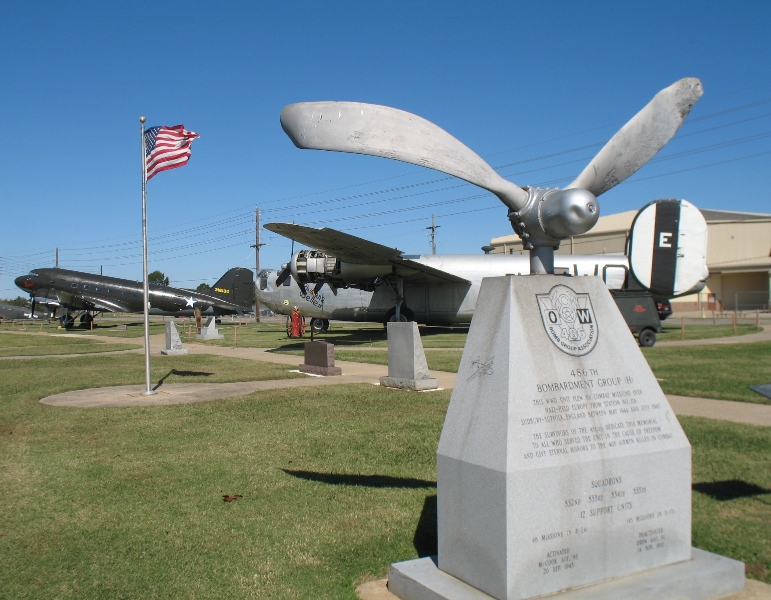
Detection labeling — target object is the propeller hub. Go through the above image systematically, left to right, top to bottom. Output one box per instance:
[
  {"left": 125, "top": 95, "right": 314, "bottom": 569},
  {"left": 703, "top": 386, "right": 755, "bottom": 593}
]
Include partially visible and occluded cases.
[
  {"left": 509, "top": 187, "right": 600, "bottom": 249},
  {"left": 540, "top": 188, "right": 600, "bottom": 239}
]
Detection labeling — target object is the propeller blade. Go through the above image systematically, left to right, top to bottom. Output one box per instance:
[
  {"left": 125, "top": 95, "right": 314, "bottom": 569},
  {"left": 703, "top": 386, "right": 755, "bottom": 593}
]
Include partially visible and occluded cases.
[
  {"left": 568, "top": 78, "right": 703, "bottom": 197},
  {"left": 281, "top": 101, "right": 529, "bottom": 211},
  {"left": 275, "top": 264, "right": 292, "bottom": 286},
  {"left": 313, "top": 282, "right": 325, "bottom": 295},
  {"left": 30, "top": 297, "right": 36, "bottom": 318}
]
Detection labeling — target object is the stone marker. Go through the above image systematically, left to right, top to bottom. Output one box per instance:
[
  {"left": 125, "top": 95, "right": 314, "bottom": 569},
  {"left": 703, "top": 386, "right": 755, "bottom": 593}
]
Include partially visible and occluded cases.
[
  {"left": 389, "top": 275, "right": 744, "bottom": 600},
  {"left": 196, "top": 316, "right": 224, "bottom": 340},
  {"left": 160, "top": 321, "right": 188, "bottom": 355},
  {"left": 380, "top": 322, "right": 439, "bottom": 391},
  {"left": 299, "top": 341, "right": 342, "bottom": 376}
]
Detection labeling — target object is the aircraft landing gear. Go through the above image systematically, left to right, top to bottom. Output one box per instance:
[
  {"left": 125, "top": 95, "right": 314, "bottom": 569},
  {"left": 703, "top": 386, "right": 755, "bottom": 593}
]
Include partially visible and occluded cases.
[
  {"left": 384, "top": 306, "right": 414, "bottom": 324},
  {"left": 60, "top": 313, "right": 76, "bottom": 329},
  {"left": 80, "top": 313, "right": 95, "bottom": 327},
  {"left": 310, "top": 318, "right": 329, "bottom": 333}
]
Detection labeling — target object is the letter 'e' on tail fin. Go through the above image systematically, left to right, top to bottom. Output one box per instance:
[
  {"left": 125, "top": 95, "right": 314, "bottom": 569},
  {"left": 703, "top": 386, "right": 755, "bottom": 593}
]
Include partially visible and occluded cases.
[{"left": 211, "top": 268, "right": 254, "bottom": 312}]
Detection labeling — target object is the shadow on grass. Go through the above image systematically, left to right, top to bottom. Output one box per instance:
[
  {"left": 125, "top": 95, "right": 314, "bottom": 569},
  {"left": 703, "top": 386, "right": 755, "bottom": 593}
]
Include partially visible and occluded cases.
[
  {"left": 154, "top": 369, "right": 213, "bottom": 389},
  {"left": 281, "top": 469, "right": 435, "bottom": 489},
  {"left": 693, "top": 479, "right": 770, "bottom": 501},
  {"left": 414, "top": 494, "right": 437, "bottom": 557}
]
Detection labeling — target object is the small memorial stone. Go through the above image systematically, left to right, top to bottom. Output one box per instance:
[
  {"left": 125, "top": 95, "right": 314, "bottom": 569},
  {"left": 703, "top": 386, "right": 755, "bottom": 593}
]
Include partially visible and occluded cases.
[{"left": 299, "top": 341, "right": 342, "bottom": 376}]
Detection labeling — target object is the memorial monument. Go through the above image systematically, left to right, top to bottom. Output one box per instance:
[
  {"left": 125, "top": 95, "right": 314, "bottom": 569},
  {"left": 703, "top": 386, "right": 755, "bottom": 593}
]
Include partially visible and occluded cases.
[
  {"left": 277, "top": 78, "right": 745, "bottom": 598},
  {"left": 196, "top": 316, "right": 224, "bottom": 340},
  {"left": 160, "top": 320, "right": 187, "bottom": 355},
  {"left": 380, "top": 322, "right": 438, "bottom": 391},
  {"left": 299, "top": 340, "right": 342, "bottom": 376}
]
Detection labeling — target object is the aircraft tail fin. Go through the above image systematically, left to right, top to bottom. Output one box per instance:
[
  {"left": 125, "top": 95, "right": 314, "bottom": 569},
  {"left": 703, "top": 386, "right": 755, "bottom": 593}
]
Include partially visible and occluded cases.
[{"left": 210, "top": 268, "right": 254, "bottom": 313}]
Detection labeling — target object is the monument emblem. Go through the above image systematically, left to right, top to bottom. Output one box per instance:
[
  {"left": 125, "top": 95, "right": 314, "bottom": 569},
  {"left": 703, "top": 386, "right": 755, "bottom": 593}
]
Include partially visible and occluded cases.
[{"left": 537, "top": 285, "right": 597, "bottom": 356}]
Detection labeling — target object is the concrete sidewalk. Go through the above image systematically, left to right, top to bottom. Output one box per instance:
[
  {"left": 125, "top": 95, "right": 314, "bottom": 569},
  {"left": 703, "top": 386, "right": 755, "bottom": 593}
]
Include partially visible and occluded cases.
[{"left": 34, "top": 333, "right": 771, "bottom": 429}]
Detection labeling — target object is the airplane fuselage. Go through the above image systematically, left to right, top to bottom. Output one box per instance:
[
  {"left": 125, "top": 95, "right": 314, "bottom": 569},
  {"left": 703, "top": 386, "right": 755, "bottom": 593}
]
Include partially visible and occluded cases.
[
  {"left": 257, "top": 253, "right": 631, "bottom": 325},
  {"left": 15, "top": 268, "right": 252, "bottom": 318}
]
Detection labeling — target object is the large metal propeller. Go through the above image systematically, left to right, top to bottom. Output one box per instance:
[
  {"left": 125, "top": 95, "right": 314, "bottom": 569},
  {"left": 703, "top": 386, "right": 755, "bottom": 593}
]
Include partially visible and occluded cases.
[{"left": 280, "top": 78, "right": 703, "bottom": 273}]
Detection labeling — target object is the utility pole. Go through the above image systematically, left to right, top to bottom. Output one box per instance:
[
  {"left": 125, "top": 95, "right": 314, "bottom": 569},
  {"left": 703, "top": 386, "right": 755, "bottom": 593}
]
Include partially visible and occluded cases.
[
  {"left": 250, "top": 207, "right": 266, "bottom": 322},
  {"left": 426, "top": 214, "right": 440, "bottom": 254},
  {"left": 55, "top": 247, "right": 59, "bottom": 268}
]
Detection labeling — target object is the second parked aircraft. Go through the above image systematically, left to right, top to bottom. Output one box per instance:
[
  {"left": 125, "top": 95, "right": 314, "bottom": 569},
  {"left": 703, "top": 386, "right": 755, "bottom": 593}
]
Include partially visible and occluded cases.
[{"left": 15, "top": 267, "right": 254, "bottom": 328}]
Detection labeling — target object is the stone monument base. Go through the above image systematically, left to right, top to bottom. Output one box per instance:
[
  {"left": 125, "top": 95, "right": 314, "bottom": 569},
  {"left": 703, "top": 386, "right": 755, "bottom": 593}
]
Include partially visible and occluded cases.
[
  {"left": 196, "top": 331, "right": 224, "bottom": 340},
  {"left": 160, "top": 348, "right": 188, "bottom": 355},
  {"left": 299, "top": 364, "right": 342, "bottom": 376},
  {"left": 380, "top": 376, "right": 440, "bottom": 391},
  {"left": 388, "top": 548, "right": 744, "bottom": 600}
]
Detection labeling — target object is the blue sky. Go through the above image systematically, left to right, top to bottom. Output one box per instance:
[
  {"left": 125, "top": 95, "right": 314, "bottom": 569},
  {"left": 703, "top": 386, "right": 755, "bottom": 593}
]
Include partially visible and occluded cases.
[{"left": 1, "top": 1, "right": 769, "bottom": 298}]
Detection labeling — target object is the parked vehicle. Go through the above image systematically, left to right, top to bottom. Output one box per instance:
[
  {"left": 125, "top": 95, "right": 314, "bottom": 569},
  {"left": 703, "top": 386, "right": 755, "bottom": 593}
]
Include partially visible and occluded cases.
[
  {"left": 611, "top": 290, "right": 662, "bottom": 347},
  {"left": 656, "top": 299, "right": 673, "bottom": 321}
]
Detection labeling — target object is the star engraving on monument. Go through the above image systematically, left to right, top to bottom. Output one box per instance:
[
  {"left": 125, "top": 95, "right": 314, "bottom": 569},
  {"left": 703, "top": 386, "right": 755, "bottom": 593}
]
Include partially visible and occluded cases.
[{"left": 467, "top": 356, "right": 494, "bottom": 382}]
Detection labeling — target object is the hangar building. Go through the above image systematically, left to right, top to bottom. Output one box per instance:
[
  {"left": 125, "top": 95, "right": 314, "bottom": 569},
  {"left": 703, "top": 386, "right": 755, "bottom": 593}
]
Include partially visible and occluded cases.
[{"left": 489, "top": 207, "right": 770, "bottom": 313}]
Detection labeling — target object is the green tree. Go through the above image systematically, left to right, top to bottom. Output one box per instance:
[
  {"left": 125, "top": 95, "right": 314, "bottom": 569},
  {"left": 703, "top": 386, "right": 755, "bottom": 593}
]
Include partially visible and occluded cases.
[
  {"left": 148, "top": 271, "right": 170, "bottom": 286},
  {"left": 196, "top": 283, "right": 211, "bottom": 291},
  {"left": 1, "top": 296, "right": 30, "bottom": 307}
]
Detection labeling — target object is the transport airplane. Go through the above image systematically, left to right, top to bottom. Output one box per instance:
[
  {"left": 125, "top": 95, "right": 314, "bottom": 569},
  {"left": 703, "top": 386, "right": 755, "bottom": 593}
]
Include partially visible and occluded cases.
[{"left": 15, "top": 267, "right": 254, "bottom": 328}]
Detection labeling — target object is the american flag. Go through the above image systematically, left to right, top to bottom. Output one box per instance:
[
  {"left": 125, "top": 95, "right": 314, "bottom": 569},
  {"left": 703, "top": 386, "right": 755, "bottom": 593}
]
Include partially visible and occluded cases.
[{"left": 144, "top": 125, "right": 200, "bottom": 180}]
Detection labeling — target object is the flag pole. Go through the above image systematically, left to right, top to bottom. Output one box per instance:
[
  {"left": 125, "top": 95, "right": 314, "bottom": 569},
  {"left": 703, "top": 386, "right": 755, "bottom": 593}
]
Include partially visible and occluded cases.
[{"left": 139, "top": 116, "right": 156, "bottom": 396}]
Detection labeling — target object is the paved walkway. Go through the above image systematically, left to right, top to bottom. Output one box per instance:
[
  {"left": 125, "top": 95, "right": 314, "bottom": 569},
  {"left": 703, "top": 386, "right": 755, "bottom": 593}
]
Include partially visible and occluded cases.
[{"left": 31, "top": 330, "right": 771, "bottom": 429}]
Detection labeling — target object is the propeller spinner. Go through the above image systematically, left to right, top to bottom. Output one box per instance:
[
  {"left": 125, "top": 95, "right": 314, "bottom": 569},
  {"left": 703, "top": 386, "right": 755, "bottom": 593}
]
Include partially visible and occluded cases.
[{"left": 280, "top": 78, "right": 703, "bottom": 274}]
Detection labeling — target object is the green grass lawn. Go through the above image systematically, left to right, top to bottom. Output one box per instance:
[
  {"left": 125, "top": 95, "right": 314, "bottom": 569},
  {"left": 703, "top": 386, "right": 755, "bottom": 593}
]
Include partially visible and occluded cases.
[
  {"left": 660, "top": 322, "right": 761, "bottom": 341},
  {"left": 0, "top": 327, "right": 769, "bottom": 597},
  {"left": 0, "top": 332, "right": 141, "bottom": 356},
  {"left": 643, "top": 342, "right": 771, "bottom": 404},
  {"left": 0, "top": 353, "right": 768, "bottom": 597}
]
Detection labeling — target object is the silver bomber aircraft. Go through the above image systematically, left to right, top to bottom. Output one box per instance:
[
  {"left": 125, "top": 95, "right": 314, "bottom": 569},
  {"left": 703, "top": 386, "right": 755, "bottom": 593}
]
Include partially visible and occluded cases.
[
  {"left": 256, "top": 199, "right": 708, "bottom": 333},
  {"left": 15, "top": 267, "right": 254, "bottom": 328}
]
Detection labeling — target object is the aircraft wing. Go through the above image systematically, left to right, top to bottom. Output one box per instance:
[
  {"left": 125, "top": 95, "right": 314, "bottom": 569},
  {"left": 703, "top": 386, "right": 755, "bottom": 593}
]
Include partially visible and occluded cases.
[
  {"left": 266, "top": 223, "right": 470, "bottom": 285},
  {"left": 266, "top": 223, "right": 403, "bottom": 264},
  {"left": 76, "top": 294, "right": 134, "bottom": 313}
]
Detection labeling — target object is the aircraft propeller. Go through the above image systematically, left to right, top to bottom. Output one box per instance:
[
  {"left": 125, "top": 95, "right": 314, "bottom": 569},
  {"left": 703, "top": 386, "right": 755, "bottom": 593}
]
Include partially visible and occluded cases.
[
  {"left": 280, "top": 78, "right": 703, "bottom": 274},
  {"left": 275, "top": 263, "right": 292, "bottom": 286}
]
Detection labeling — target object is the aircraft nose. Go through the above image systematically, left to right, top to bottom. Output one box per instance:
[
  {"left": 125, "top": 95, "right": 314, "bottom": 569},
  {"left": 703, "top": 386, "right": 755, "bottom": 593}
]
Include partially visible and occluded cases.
[{"left": 15, "top": 275, "right": 33, "bottom": 290}]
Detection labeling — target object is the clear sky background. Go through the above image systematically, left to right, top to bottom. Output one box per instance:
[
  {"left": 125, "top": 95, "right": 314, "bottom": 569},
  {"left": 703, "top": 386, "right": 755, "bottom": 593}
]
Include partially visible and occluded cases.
[{"left": 1, "top": 1, "right": 769, "bottom": 298}]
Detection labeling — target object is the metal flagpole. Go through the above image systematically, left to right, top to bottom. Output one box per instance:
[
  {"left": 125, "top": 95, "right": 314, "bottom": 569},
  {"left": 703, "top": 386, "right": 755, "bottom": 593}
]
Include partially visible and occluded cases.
[{"left": 139, "top": 116, "right": 156, "bottom": 396}]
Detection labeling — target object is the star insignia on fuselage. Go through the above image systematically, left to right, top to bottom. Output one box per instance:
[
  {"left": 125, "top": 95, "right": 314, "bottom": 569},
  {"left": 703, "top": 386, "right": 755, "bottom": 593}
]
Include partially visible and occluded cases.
[{"left": 185, "top": 296, "right": 197, "bottom": 308}]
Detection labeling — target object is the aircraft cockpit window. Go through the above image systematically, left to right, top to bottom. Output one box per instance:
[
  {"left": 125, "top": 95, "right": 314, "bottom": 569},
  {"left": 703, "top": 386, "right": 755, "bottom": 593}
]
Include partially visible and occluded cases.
[
  {"left": 29, "top": 271, "right": 39, "bottom": 277},
  {"left": 259, "top": 272, "right": 269, "bottom": 290}
]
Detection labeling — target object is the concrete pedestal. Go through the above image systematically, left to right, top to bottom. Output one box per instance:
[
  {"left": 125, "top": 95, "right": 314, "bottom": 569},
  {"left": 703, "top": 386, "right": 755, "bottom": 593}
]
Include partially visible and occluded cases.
[
  {"left": 196, "top": 316, "right": 224, "bottom": 340},
  {"left": 160, "top": 321, "right": 188, "bottom": 355},
  {"left": 380, "top": 322, "right": 438, "bottom": 390},
  {"left": 389, "top": 549, "right": 744, "bottom": 600}
]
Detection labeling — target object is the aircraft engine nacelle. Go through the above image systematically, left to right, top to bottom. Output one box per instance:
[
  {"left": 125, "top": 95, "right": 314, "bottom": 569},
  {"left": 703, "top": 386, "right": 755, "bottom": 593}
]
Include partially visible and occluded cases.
[{"left": 289, "top": 249, "right": 391, "bottom": 285}]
